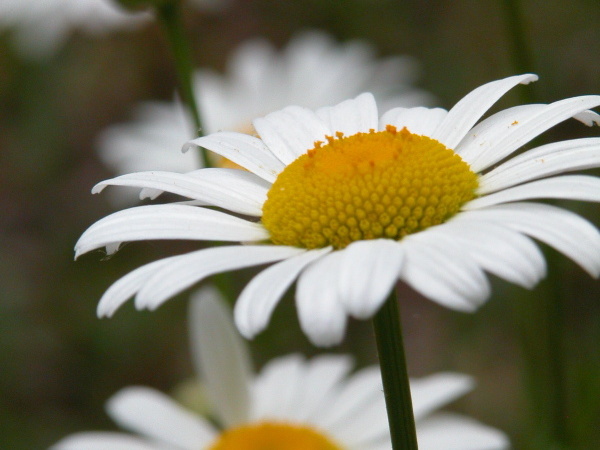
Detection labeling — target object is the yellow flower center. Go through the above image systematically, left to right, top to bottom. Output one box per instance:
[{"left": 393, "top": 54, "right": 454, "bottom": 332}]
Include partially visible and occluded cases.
[
  {"left": 262, "top": 126, "right": 478, "bottom": 250},
  {"left": 208, "top": 421, "right": 343, "bottom": 450}
]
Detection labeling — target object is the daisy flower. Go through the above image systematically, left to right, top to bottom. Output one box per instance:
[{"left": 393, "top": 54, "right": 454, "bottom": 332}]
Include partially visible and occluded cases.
[
  {"left": 0, "top": 0, "right": 150, "bottom": 58},
  {"left": 97, "top": 30, "right": 432, "bottom": 196},
  {"left": 76, "top": 73, "right": 600, "bottom": 346},
  {"left": 52, "top": 287, "right": 509, "bottom": 450}
]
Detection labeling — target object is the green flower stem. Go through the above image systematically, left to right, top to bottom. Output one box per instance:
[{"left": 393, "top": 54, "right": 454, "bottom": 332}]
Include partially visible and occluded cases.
[
  {"left": 500, "top": 0, "right": 536, "bottom": 104},
  {"left": 156, "top": 1, "right": 209, "bottom": 167},
  {"left": 372, "top": 292, "right": 418, "bottom": 450}
]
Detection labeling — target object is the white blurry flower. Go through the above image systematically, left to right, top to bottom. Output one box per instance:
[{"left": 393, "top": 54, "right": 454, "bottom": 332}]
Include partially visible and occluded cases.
[
  {"left": 0, "top": 0, "right": 150, "bottom": 58},
  {"left": 97, "top": 31, "right": 433, "bottom": 204},
  {"left": 77, "top": 74, "right": 600, "bottom": 346},
  {"left": 52, "top": 287, "right": 509, "bottom": 450}
]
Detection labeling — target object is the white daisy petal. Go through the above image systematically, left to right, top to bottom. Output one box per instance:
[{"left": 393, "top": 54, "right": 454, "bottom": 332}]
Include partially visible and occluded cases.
[
  {"left": 431, "top": 73, "right": 538, "bottom": 148},
  {"left": 316, "top": 93, "right": 379, "bottom": 136},
  {"left": 467, "top": 96, "right": 600, "bottom": 172},
  {"left": 455, "top": 104, "right": 547, "bottom": 164},
  {"left": 254, "top": 106, "right": 331, "bottom": 164},
  {"left": 379, "top": 106, "right": 448, "bottom": 136},
  {"left": 185, "top": 132, "right": 285, "bottom": 182},
  {"left": 478, "top": 138, "right": 600, "bottom": 194},
  {"left": 94, "top": 169, "right": 269, "bottom": 216},
  {"left": 466, "top": 175, "right": 600, "bottom": 210},
  {"left": 465, "top": 202, "right": 600, "bottom": 277},
  {"left": 74, "top": 205, "right": 269, "bottom": 258},
  {"left": 441, "top": 219, "right": 546, "bottom": 288},
  {"left": 400, "top": 233, "right": 491, "bottom": 311},
  {"left": 338, "top": 239, "right": 404, "bottom": 319},
  {"left": 135, "top": 245, "right": 305, "bottom": 311},
  {"left": 235, "top": 247, "right": 332, "bottom": 339},
  {"left": 296, "top": 252, "right": 348, "bottom": 347},
  {"left": 96, "top": 256, "right": 180, "bottom": 318},
  {"left": 188, "top": 287, "right": 253, "bottom": 428},
  {"left": 250, "top": 354, "right": 306, "bottom": 421},
  {"left": 286, "top": 354, "right": 355, "bottom": 422},
  {"left": 316, "top": 366, "right": 383, "bottom": 429},
  {"left": 410, "top": 373, "right": 474, "bottom": 421},
  {"left": 106, "top": 387, "right": 217, "bottom": 449},
  {"left": 418, "top": 413, "right": 510, "bottom": 450},
  {"left": 51, "top": 432, "right": 161, "bottom": 450}
]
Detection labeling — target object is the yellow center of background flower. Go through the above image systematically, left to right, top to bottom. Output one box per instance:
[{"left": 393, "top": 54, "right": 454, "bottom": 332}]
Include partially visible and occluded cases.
[
  {"left": 262, "top": 126, "right": 478, "bottom": 249},
  {"left": 208, "top": 422, "right": 343, "bottom": 449}
]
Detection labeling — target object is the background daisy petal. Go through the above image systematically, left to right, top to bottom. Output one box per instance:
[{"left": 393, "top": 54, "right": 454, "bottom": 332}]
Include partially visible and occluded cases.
[
  {"left": 430, "top": 73, "right": 538, "bottom": 148},
  {"left": 316, "top": 92, "right": 379, "bottom": 136},
  {"left": 186, "top": 132, "right": 285, "bottom": 182},
  {"left": 478, "top": 138, "right": 600, "bottom": 194},
  {"left": 93, "top": 169, "right": 269, "bottom": 216},
  {"left": 74, "top": 205, "right": 269, "bottom": 258},
  {"left": 338, "top": 239, "right": 404, "bottom": 319},
  {"left": 135, "top": 245, "right": 305, "bottom": 311},
  {"left": 235, "top": 247, "right": 331, "bottom": 339},
  {"left": 296, "top": 252, "right": 348, "bottom": 347},
  {"left": 189, "top": 287, "right": 253, "bottom": 428},
  {"left": 250, "top": 354, "right": 306, "bottom": 420},
  {"left": 410, "top": 372, "right": 475, "bottom": 421},
  {"left": 106, "top": 387, "right": 217, "bottom": 449},
  {"left": 417, "top": 413, "right": 510, "bottom": 450},
  {"left": 51, "top": 432, "right": 161, "bottom": 450}
]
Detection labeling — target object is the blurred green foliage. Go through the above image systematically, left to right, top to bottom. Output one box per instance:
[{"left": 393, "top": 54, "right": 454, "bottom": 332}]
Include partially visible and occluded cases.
[{"left": 0, "top": 0, "right": 598, "bottom": 448}]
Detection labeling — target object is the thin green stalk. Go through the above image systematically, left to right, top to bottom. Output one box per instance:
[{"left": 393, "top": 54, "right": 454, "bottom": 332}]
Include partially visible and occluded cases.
[
  {"left": 500, "top": 0, "right": 536, "bottom": 104},
  {"left": 156, "top": 1, "right": 209, "bottom": 166},
  {"left": 373, "top": 292, "right": 418, "bottom": 450}
]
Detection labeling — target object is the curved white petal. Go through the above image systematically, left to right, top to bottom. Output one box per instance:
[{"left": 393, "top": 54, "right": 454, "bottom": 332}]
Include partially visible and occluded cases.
[
  {"left": 431, "top": 74, "right": 538, "bottom": 148},
  {"left": 316, "top": 93, "right": 379, "bottom": 136},
  {"left": 466, "top": 96, "right": 600, "bottom": 172},
  {"left": 456, "top": 104, "right": 547, "bottom": 164},
  {"left": 254, "top": 105, "right": 331, "bottom": 164},
  {"left": 379, "top": 106, "right": 448, "bottom": 136},
  {"left": 185, "top": 132, "right": 284, "bottom": 182},
  {"left": 478, "top": 138, "right": 600, "bottom": 194},
  {"left": 93, "top": 169, "right": 269, "bottom": 216},
  {"left": 466, "top": 175, "right": 600, "bottom": 210},
  {"left": 464, "top": 202, "right": 600, "bottom": 277},
  {"left": 74, "top": 205, "right": 269, "bottom": 258},
  {"left": 441, "top": 218, "right": 546, "bottom": 288},
  {"left": 400, "top": 233, "right": 491, "bottom": 311},
  {"left": 338, "top": 239, "right": 404, "bottom": 319},
  {"left": 135, "top": 245, "right": 305, "bottom": 311},
  {"left": 235, "top": 247, "right": 332, "bottom": 339},
  {"left": 296, "top": 251, "right": 348, "bottom": 347},
  {"left": 97, "top": 255, "right": 181, "bottom": 318},
  {"left": 188, "top": 287, "right": 253, "bottom": 428},
  {"left": 250, "top": 354, "right": 306, "bottom": 420},
  {"left": 283, "top": 354, "right": 354, "bottom": 423},
  {"left": 316, "top": 366, "right": 383, "bottom": 429},
  {"left": 410, "top": 372, "right": 474, "bottom": 421},
  {"left": 106, "top": 387, "right": 217, "bottom": 449},
  {"left": 418, "top": 413, "right": 510, "bottom": 450},
  {"left": 51, "top": 432, "right": 161, "bottom": 450}
]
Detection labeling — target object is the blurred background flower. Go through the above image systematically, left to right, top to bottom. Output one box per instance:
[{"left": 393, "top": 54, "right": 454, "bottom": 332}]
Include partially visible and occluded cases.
[
  {"left": 0, "top": 1, "right": 598, "bottom": 448},
  {"left": 52, "top": 287, "right": 510, "bottom": 449}
]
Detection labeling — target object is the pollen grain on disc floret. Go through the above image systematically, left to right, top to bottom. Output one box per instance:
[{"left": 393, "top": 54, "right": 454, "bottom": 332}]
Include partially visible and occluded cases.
[{"left": 262, "top": 125, "right": 479, "bottom": 250}]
